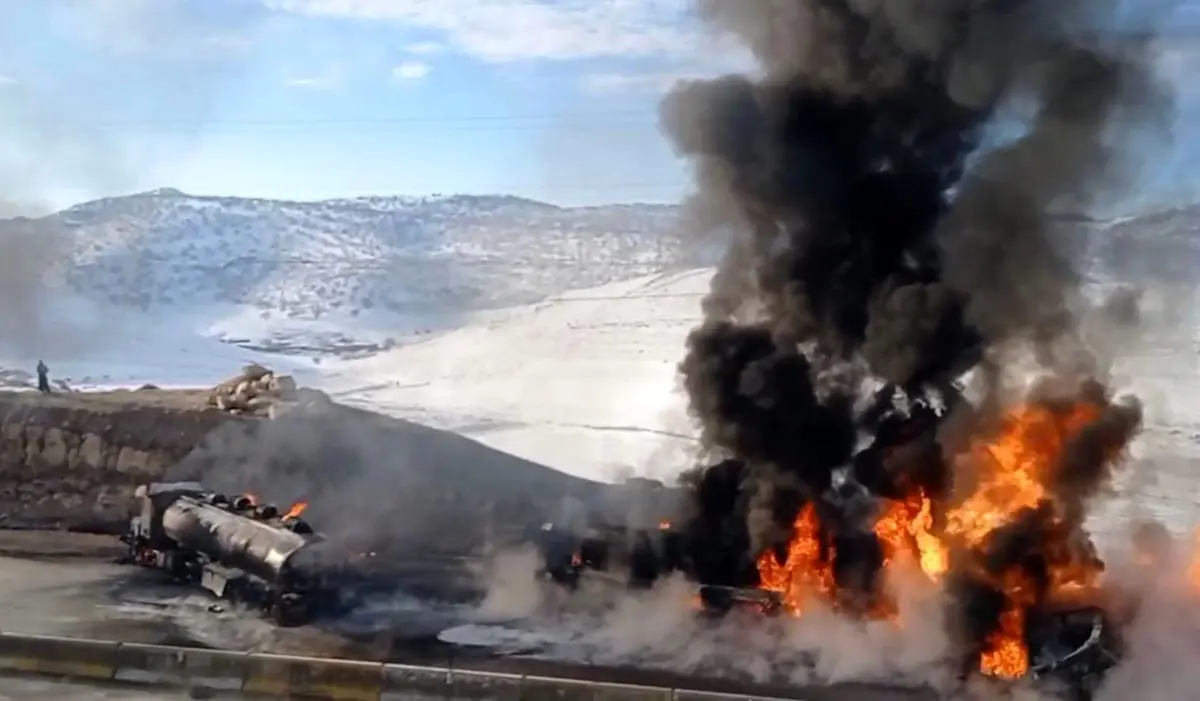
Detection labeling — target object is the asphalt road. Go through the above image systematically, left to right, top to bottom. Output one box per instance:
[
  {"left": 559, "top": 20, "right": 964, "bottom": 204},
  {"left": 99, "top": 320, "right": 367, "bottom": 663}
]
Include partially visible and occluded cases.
[
  {"left": 0, "top": 553, "right": 936, "bottom": 701},
  {"left": 0, "top": 554, "right": 397, "bottom": 655},
  {"left": 0, "top": 676, "right": 237, "bottom": 700}
]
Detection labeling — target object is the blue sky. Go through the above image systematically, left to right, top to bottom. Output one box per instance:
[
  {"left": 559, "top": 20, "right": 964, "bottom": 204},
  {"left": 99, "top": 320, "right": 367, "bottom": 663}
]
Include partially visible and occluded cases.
[{"left": 1, "top": 0, "right": 1199, "bottom": 210}]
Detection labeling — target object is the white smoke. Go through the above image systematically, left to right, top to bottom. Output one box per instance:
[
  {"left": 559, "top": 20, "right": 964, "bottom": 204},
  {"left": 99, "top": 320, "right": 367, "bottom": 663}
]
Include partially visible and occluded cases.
[{"left": 467, "top": 517, "right": 1200, "bottom": 700}]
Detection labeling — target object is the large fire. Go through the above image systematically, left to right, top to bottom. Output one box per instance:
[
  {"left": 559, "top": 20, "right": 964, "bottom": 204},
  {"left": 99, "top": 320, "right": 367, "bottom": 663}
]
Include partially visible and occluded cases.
[{"left": 757, "top": 399, "right": 1125, "bottom": 679}]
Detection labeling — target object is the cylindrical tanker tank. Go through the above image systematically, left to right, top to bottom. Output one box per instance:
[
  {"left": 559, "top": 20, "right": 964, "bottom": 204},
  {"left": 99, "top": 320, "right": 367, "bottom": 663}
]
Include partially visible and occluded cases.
[{"left": 161, "top": 495, "right": 310, "bottom": 584}]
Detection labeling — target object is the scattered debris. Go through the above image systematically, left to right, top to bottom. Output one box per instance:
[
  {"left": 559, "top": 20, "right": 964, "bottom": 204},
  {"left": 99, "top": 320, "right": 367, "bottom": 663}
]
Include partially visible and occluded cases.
[{"left": 206, "top": 364, "right": 301, "bottom": 418}]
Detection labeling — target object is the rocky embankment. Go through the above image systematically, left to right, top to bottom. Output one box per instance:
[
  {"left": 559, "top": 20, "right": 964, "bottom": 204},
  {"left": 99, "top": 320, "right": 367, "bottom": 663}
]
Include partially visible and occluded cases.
[
  {"left": 0, "top": 363, "right": 314, "bottom": 532},
  {"left": 0, "top": 365, "right": 618, "bottom": 552},
  {"left": 0, "top": 387, "right": 241, "bottom": 532}
]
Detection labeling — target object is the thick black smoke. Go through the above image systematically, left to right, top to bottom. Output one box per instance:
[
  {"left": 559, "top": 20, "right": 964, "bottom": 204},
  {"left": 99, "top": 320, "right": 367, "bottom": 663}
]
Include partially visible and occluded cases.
[{"left": 664, "top": 0, "right": 1167, "bottom": 669}]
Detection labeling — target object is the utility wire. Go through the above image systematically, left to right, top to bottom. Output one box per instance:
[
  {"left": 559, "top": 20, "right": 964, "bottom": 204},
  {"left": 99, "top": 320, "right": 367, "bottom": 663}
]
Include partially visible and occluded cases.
[{"left": 32, "top": 111, "right": 666, "bottom": 134}]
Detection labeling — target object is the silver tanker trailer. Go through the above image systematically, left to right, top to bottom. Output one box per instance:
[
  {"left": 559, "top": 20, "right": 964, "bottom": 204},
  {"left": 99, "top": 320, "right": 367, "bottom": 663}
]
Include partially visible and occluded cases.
[{"left": 120, "top": 481, "right": 331, "bottom": 625}]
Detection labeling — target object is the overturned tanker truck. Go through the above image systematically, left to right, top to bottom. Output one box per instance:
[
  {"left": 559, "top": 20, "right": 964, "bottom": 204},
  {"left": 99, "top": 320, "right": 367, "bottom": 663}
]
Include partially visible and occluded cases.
[{"left": 120, "top": 482, "right": 384, "bottom": 626}]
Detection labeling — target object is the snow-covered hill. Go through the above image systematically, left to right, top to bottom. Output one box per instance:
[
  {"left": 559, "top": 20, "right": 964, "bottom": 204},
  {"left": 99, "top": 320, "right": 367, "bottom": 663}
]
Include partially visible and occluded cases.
[
  {"left": 15, "top": 188, "right": 1198, "bottom": 357},
  {"left": 33, "top": 189, "right": 690, "bottom": 349},
  {"left": 4, "top": 194, "right": 1197, "bottom": 527},
  {"left": 1091, "top": 202, "right": 1200, "bottom": 283},
  {"left": 319, "top": 264, "right": 1200, "bottom": 542},
  {"left": 319, "top": 270, "right": 710, "bottom": 483},
  {"left": 0, "top": 293, "right": 319, "bottom": 393}
]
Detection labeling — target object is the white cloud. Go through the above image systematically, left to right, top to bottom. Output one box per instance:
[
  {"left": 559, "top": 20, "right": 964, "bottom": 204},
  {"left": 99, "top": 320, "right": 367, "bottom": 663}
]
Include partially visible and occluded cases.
[
  {"left": 64, "top": 0, "right": 263, "bottom": 60},
  {"left": 260, "top": 0, "right": 701, "bottom": 62},
  {"left": 1153, "top": 37, "right": 1200, "bottom": 94},
  {"left": 404, "top": 40, "right": 444, "bottom": 55},
  {"left": 392, "top": 60, "right": 432, "bottom": 81},
  {"left": 283, "top": 74, "right": 341, "bottom": 90},
  {"left": 0, "top": 75, "right": 18, "bottom": 86}
]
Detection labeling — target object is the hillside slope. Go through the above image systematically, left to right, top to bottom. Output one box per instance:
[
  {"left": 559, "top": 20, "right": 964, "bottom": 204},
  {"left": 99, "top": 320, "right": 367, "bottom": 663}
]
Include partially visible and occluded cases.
[
  {"left": 16, "top": 190, "right": 1199, "bottom": 358},
  {"left": 47, "top": 190, "right": 685, "bottom": 328},
  {"left": 1091, "top": 202, "right": 1200, "bottom": 282},
  {"left": 321, "top": 253, "right": 1200, "bottom": 538},
  {"left": 321, "top": 269, "right": 711, "bottom": 482},
  {"left": 0, "top": 293, "right": 317, "bottom": 392},
  {"left": 0, "top": 386, "right": 609, "bottom": 555},
  {"left": 171, "top": 400, "right": 606, "bottom": 554}
]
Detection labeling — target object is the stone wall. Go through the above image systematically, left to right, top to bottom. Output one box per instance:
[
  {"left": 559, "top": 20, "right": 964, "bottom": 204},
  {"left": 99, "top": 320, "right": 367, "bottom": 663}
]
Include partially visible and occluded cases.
[
  {"left": 0, "top": 385, "right": 648, "bottom": 556},
  {"left": 0, "top": 389, "right": 244, "bottom": 532}
]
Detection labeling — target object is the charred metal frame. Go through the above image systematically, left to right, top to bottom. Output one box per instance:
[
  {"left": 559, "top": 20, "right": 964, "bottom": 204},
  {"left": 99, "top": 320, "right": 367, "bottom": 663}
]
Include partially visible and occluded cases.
[
  {"left": 527, "top": 380, "right": 1124, "bottom": 701},
  {"left": 120, "top": 482, "right": 335, "bottom": 626},
  {"left": 534, "top": 520, "right": 687, "bottom": 590}
]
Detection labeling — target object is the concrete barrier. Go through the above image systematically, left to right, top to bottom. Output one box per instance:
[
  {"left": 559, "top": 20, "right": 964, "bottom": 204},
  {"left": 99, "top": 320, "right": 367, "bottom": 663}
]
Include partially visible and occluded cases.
[
  {"left": 0, "top": 633, "right": 118, "bottom": 681},
  {"left": 0, "top": 633, "right": 826, "bottom": 701},
  {"left": 114, "top": 642, "right": 247, "bottom": 692},
  {"left": 243, "top": 651, "right": 384, "bottom": 701},
  {"left": 379, "top": 662, "right": 451, "bottom": 700},
  {"left": 451, "top": 669, "right": 523, "bottom": 700},
  {"left": 521, "top": 675, "right": 674, "bottom": 701},
  {"left": 671, "top": 691, "right": 795, "bottom": 701}
]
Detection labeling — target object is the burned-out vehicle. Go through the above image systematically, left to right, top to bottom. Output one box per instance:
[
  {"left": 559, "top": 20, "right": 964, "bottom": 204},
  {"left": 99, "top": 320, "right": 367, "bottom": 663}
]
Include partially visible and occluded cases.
[
  {"left": 524, "top": 380, "right": 1126, "bottom": 701},
  {"left": 529, "top": 479, "right": 690, "bottom": 590},
  {"left": 121, "top": 481, "right": 357, "bottom": 626},
  {"left": 534, "top": 518, "right": 687, "bottom": 589},
  {"left": 1024, "top": 605, "right": 1123, "bottom": 701}
]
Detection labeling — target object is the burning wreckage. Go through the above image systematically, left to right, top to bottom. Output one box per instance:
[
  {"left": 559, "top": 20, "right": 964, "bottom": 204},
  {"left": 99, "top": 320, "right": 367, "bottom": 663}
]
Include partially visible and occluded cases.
[
  {"left": 525, "top": 0, "right": 1172, "bottom": 696},
  {"left": 529, "top": 381, "right": 1133, "bottom": 700},
  {"left": 120, "top": 482, "right": 386, "bottom": 626}
]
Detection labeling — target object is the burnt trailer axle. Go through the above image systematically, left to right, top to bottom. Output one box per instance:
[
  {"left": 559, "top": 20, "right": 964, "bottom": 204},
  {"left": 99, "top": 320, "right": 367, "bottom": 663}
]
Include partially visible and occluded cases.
[
  {"left": 120, "top": 481, "right": 340, "bottom": 626},
  {"left": 533, "top": 520, "right": 687, "bottom": 590}
]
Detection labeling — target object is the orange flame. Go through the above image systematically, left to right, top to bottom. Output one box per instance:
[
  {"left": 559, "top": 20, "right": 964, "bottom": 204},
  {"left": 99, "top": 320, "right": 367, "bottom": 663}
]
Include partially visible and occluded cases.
[
  {"left": 755, "top": 399, "right": 1120, "bottom": 679},
  {"left": 945, "top": 401, "right": 1105, "bottom": 678},
  {"left": 943, "top": 403, "right": 1101, "bottom": 548},
  {"left": 875, "top": 490, "right": 949, "bottom": 580},
  {"left": 282, "top": 501, "right": 308, "bottom": 520},
  {"left": 756, "top": 503, "right": 835, "bottom": 615},
  {"left": 1184, "top": 530, "right": 1200, "bottom": 590},
  {"left": 980, "top": 569, "right": 1037, "bottom": 678}
]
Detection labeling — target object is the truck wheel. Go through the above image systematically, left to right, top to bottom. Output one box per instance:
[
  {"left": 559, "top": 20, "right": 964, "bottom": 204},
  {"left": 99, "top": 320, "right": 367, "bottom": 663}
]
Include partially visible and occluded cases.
[
  {"left": 628, "top": 531, "right": 660, "bottom": 588},
  {"left": 270, "top": 595, "right": 307, "bottom": 627}
]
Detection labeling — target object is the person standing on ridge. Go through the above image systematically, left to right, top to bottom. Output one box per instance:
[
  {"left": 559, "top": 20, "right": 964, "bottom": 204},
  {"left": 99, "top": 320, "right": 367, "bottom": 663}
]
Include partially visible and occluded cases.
[{"left": 35, "top": 360, "right": 50, "bottom": 393}]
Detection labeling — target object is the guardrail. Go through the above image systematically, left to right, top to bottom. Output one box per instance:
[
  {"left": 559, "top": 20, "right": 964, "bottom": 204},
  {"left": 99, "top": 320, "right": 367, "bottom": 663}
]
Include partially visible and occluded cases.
[{"left": 0, "top": 632, "right": 795, "bottom": 700}]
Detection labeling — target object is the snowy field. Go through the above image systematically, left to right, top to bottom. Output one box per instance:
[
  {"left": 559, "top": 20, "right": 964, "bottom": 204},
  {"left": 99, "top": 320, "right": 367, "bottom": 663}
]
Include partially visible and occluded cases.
[
  {"left": 3, "top": 268, "right": 1200, "bottom": 541},
  {"left": 319, "top": 269, "right": 711, "bottom": 484},
  {"left": 0, "top": 292, "right": 320, "bottom": 392}
]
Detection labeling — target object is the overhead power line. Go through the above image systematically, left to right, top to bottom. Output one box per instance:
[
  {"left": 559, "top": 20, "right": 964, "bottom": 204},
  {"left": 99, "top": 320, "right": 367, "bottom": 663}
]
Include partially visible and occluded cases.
[
  {"left": 83, "top": 110, "right": 661, "bottom": 125},
  {"left": 35, "top": 111, "right": 667, "bottom": 133}
]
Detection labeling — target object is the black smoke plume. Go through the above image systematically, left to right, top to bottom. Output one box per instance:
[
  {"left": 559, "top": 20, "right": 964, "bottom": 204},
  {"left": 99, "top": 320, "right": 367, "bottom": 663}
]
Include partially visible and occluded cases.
[{"left": 664, "top": 0, "right": 1166, "bottom": 671}]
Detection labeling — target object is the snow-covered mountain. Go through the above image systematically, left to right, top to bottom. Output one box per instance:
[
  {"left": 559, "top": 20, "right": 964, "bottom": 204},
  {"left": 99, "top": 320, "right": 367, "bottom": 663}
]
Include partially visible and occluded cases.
[
  {"left": 12, "top": 188, "right": 1198, "bottom": 358},
  {"left": 42, "top": 189, "right": 688, "bottom": 333},
  {"left": 1090, "top": 202, "right": 1200, "bottom": 283},
  {"left": 315, "top": 265, "right": 1200, "bottom": 534}
]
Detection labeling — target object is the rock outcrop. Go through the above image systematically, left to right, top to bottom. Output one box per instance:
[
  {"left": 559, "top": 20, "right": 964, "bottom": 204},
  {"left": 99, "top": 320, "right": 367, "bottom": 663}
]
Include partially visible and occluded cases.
[
  {"left": 207, "top": 363, "right": 299, "bottom": 417},
  {"left": 0, "top": 380, "right": 610, "bottom": 551},
  {"left": 0, "top": 389, "right": 244, "bottom": 532}
]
